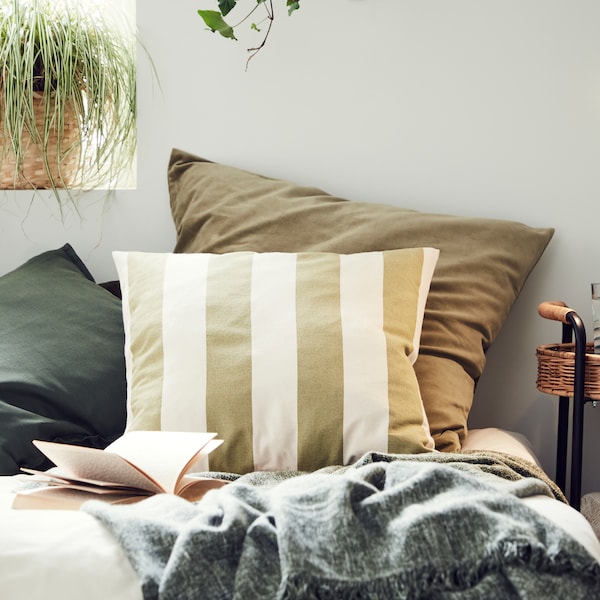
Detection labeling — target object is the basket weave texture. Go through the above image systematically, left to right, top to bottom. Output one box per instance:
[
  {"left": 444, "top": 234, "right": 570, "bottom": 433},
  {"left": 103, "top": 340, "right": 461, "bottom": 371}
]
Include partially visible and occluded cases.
[
  {"left": 0, "top": 93, "right": 80, "bottom": 190},
  {"left": 536, "top": 342, "right": 600, "bottom": 400}
]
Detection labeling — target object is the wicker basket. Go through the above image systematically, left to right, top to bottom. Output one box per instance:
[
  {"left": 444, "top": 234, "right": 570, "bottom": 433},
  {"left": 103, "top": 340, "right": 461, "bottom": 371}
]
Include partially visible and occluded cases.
[
  {"left": 0, "top": 93, "right": 81, "bottom": 190},
  {"left": 536, "top": 342, "right": 600, "bottom": 400}
]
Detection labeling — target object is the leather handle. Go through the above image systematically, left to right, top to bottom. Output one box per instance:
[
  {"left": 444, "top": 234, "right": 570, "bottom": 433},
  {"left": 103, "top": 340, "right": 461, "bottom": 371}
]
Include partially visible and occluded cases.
[{"left": 538, "top": 300, "right": 573, "bottom": 324}]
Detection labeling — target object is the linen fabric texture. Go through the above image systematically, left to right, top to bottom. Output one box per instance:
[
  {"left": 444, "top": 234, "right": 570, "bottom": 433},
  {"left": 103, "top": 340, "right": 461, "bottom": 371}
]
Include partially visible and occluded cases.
[
  {"left": 167, "top": 148, "right": 554, "bottom": 452},
  {"left": 0, "top": 244, "right": 127, "bottom": 474},
  {"left": 113, "top": 247, "right": 439, "bottom": 474}
]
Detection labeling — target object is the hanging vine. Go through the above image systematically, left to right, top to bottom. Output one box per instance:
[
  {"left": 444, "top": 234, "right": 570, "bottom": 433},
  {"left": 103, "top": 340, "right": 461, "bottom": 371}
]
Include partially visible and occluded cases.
[{"left": 198, "top": 0, "right": 300, "bottom": 66}]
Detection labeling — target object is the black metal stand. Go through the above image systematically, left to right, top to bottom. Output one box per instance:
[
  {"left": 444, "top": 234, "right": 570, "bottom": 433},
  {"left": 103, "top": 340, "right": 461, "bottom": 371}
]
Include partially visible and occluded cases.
[{"left": 555, "top": 310, "right": 590, "bottom": 511}]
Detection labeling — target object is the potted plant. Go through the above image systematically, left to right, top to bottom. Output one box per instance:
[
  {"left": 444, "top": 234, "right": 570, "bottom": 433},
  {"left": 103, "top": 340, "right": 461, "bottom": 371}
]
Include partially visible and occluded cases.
[{"left": 0, "top": 0, "right": 137, "bottom": 198}]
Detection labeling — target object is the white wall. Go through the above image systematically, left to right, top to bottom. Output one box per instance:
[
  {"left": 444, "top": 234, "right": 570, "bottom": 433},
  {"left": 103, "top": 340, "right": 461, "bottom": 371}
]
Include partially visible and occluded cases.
[{"left": 2, "top": 0, "right": 600, "bottom": 495}]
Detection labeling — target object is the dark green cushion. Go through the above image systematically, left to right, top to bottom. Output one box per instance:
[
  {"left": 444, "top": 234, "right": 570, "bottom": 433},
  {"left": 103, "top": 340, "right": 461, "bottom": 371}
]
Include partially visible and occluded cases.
[{"left": 0, "top": 244, "right": 126, "bottom": 474}]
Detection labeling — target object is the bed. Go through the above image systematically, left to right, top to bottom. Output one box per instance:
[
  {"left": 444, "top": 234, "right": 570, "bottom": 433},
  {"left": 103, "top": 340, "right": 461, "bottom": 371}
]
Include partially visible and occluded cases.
[{"left": 1, "top": 148, "right": 599, "bottom": 599}]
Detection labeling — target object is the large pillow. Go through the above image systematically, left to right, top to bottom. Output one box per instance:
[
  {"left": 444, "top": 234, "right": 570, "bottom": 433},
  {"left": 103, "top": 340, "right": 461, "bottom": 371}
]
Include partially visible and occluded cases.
[
  {"left": 168, "top": 148, "right": 554, "bottom": 452},
  {"left": 0, "top": 244, "right": 127, "bottom": 475},
  {"left": 113, "top": 247, "right": 439, "bottom": 474}
]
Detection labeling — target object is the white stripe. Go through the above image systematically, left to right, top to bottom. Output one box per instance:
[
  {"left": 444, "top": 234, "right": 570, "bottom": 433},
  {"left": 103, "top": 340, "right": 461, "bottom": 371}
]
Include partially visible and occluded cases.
[
  {"left": 112, "top": 252, "right": 134, "bottom": 426},
  {"left": 251, "top": 252, "right": 298, "bottom": 470},
  {"left": 340, "top": 252, "right": 389, "bottom": 462},
  {"left": 161, "top": 253, "right": 209, "bottom": 441}
]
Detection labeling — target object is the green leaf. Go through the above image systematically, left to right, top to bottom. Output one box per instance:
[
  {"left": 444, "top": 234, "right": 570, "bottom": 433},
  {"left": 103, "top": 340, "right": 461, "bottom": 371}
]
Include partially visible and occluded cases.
[
  {"left": 218, "top": 0, "right": 237, "bottom": 17},
  {"left": 287, "top": 1, "right": 300, "bottom": 16},
  {"left": 197, "top": 10, "right": 237, "bottom": 40},
  {"left": 251, "top": 22, "right": 261, "bottom": 32}
]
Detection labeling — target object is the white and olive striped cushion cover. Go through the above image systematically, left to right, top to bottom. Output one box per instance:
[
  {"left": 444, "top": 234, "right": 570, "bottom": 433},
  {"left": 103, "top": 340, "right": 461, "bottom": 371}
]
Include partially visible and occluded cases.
[{"left": 113, "top": 248, "right": 439, "bottom": 474}]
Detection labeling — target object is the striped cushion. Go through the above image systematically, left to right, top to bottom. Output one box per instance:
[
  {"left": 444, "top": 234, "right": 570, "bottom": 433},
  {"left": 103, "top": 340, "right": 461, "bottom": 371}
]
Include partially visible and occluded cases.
[{"left": 113, "top": 248, "right": 439, "bottom": 474}]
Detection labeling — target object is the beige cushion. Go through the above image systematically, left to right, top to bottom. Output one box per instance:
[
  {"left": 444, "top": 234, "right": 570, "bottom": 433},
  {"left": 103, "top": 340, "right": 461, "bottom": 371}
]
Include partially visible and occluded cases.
[
  {"left": 167, "top": 149, "right": 554, "bottom": 452},
  {"left": 113, "top": 248, "right": 439, "bottom": 474},
  {"left": 461, "top": 428, "right": 540, "bottom": 466}
]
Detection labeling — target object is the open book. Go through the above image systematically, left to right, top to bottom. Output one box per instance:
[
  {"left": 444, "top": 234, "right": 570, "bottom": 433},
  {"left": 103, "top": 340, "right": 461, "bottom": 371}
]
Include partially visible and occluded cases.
[{"left": 12, "top": 431, "right": 227, "bottom": 510}]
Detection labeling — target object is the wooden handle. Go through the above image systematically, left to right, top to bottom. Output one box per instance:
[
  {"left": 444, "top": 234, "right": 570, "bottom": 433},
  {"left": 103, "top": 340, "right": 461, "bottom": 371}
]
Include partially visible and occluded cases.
[{"left": 538, "top": 300, "right": 573, "bottom": 324}]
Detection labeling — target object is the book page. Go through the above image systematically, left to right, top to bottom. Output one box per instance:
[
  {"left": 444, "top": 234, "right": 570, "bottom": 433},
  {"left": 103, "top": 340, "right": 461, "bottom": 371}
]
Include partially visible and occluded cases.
[
  {"left": 104, "top": 431, "right": 219, "bottom": 494},
  {"left": 184, "top": 439, "right": 224, "bottom": 475},
  {"left": 32, "top": 441, "right": 165, "bottom": 493},
  {"left": 19, "top": 469, "right": 155, "bottom": 492},
  {"left": 176, "top": 475, "right": 229, "bottom": 501}
]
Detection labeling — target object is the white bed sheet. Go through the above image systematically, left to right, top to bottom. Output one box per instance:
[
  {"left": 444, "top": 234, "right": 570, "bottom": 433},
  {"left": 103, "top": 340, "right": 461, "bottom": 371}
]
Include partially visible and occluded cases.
[
  {"left": 1, "top": 427, "right": 599, "bottom": 600},
  {"left": 0, "top": 475, "right": 142, "bottom": 600}
]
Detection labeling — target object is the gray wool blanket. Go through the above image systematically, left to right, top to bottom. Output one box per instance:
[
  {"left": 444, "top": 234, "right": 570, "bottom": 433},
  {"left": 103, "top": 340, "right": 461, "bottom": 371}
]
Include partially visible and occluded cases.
[{"left": 84, "top": 451, "right": 600, "bottom": 600}]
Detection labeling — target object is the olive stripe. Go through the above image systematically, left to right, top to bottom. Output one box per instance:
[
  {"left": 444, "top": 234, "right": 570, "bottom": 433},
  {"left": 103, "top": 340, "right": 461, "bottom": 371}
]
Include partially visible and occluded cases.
[
  {"left": 383, "top": 248, "right": 431, "bottom": 452},
  {"left": 127, "top": 252, "right": 166, "bottom": 431},
  {"left": 205, "top": 253, "right": 254, "bottom": 473},
  {"left": 296, "top": 253, "right": 344, "bottom": 471}
]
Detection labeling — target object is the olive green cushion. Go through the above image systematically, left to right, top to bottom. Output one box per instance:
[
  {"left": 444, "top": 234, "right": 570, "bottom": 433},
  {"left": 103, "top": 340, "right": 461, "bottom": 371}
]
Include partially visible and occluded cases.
[
  {"left": 168, "top": 148, "right": 554, "bottom": 452},
  {"left": 0, "top": 244, "right": 127, "bottom": 474}
]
